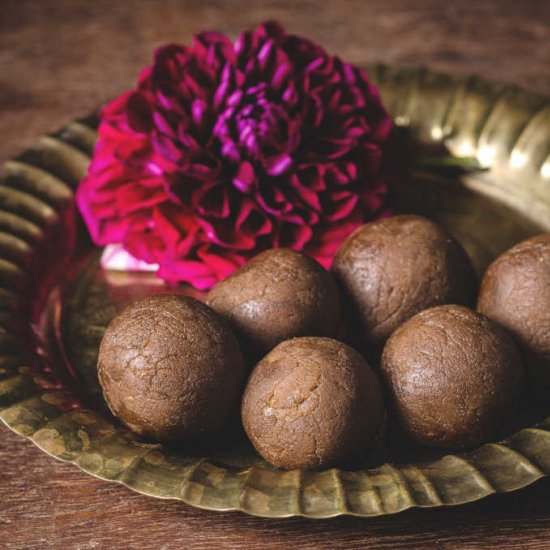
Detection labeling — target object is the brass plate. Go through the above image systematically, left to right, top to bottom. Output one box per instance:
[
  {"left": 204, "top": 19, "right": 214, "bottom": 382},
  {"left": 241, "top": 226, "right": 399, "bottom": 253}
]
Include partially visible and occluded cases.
[{"left": 0, "top": 66, "right": 549, "bottom": 518}]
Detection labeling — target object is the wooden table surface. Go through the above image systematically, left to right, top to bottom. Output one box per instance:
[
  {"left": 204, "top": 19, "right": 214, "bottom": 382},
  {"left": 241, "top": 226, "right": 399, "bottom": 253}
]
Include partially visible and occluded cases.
[{"left": 1, "top": 1, "right": 549, "bottom": 548}]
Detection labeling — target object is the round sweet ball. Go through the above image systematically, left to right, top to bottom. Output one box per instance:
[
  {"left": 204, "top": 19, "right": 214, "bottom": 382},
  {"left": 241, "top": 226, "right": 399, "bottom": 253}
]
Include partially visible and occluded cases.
[
  {"left": 332, "top": 215, "right": 475, "bottom": 351},
  {"left": 478, "top": 234, "right": 550, "bottom": 384},
  {"left": 206, "top": 249, "right": 342, "bottom": 358},
  {"left": 98, "top": 294, "right": 245, "bottom": 442},
  {"left": 381, "top": 305, "right": 524, "bottom": 449},
  {"left": 241, "top": 337, "right": 385, "bottom": 470}
]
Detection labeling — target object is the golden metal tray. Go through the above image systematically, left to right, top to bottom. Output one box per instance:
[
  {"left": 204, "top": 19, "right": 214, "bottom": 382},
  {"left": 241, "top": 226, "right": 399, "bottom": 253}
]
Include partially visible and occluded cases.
[{"left": 0, "top": 66, "right": 549, "bottom": 518}]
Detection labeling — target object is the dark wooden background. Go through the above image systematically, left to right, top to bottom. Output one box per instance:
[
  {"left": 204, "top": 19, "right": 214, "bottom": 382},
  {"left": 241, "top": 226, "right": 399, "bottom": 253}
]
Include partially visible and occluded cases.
[{"left": 1, "top": 1, "right": 549, "bottom": 548}]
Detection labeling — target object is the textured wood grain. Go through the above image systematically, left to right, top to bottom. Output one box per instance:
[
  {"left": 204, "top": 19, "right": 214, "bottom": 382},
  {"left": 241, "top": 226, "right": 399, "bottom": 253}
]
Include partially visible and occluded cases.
[
  {"left": 0, "top": 0, "right": 549, "bottom": 166},
  {"left": 1, "top": 0, "right": 550, "bottom": 548},
  {"left": 2, "top": 428, "right": 550, "bottom": 550}
]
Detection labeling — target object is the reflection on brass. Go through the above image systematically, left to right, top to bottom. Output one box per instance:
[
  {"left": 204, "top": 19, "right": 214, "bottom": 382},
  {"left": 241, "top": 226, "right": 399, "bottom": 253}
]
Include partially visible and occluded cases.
[{"left": 0, "top": 67, "right": 549, "bottom": 518}]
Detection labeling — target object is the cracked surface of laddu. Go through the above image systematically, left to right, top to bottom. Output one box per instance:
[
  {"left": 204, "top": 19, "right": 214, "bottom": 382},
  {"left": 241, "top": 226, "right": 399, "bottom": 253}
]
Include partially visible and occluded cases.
[
  {"left": 332, "top": 215, "right": 475, "bottom": 352},
  {"left": 478, "top": 234, "right": 550, "bottom": 384},
  {"left": 207, "top": 249, "right": 342, "bottom": 358},
  {"left": 98, "top": 294, "right": 245, "bottom": 442},
  {"left": 381, "top": 305, "right": 524, "bottom": 449},
  {"left": 242, "top": 337, "right": 384, "bottom": 470}
]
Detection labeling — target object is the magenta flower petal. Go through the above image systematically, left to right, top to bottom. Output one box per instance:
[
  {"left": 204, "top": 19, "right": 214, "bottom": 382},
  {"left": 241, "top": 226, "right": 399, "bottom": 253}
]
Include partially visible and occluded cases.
[
  {"left": 76, "top": 21, "right": 397, "bottom": 289},
  {"left": 233, "top": 161, "right": 256, "bottom": 193}
]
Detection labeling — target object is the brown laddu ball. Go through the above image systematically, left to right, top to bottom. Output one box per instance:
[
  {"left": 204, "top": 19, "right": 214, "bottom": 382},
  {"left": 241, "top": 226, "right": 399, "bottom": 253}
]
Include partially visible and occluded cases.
[
  {"left": 332, "top": 215, "right": 475, "bottom": 352},
  {"left": 478, "top": 234, "right": 550, "bottom": 385},
  {"left": 206, "top": 249, "right": 342, "bottom": 359},
  {"left": 98, "top": 294, "right": 245, "bottom": 443},
  {"left": 381, "top": 305, "right": 524, "bottom": 449},
  {"left": 241, "top": 337, "right": 385, "bottom": 470}
]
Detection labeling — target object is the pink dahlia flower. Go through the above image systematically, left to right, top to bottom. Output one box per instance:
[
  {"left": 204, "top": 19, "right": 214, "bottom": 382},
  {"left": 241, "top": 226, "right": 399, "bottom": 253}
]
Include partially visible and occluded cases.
[{"left": 77, "top": 22, "right": 395, "bottom": 289}]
